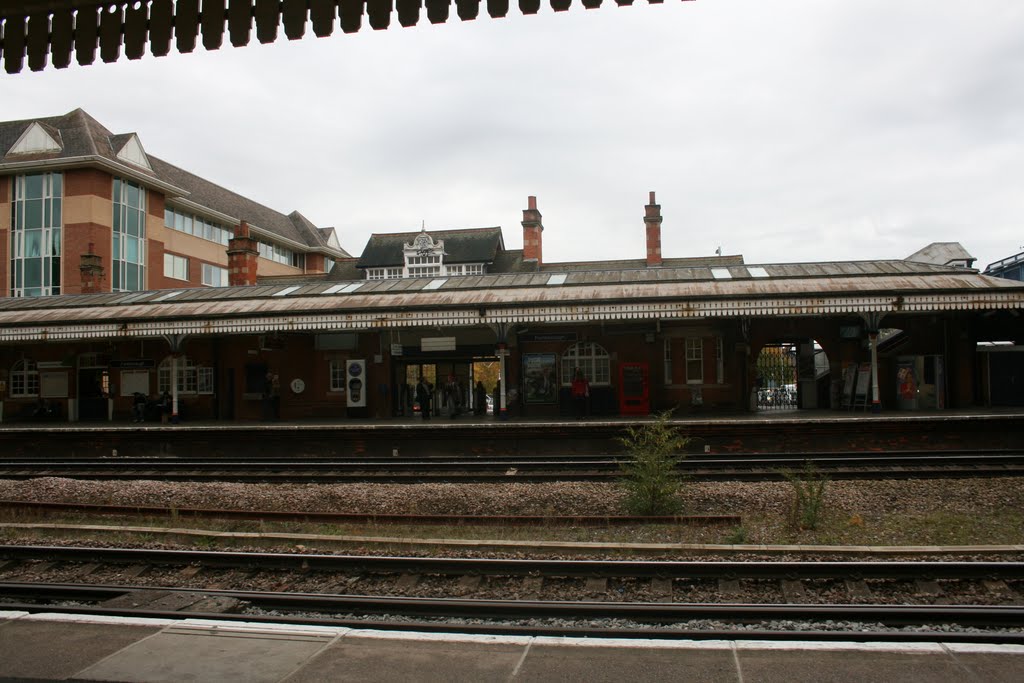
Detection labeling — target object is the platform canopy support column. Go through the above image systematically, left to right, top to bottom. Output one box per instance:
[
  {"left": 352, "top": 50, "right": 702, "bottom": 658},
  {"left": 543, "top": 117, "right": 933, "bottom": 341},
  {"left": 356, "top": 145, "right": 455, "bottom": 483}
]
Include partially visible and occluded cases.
[
  {"left": 862, "top": 313, "right": 885, "bottom": 414},
  {"left": 490, "top": 323, "right": 516, "bottom": 420},
  {"left": 161, "top": 333, "right": 189, "bottom": 423}
]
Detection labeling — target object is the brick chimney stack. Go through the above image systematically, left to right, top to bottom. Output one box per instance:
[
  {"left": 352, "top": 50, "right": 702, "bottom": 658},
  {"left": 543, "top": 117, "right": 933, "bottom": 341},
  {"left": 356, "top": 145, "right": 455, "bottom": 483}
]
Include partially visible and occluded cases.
[
  {"left": 644, "top": 191, "right": 663, "bottom": 267},
  {"left": 522, "top": 195, "right": 543, "bottom": 265},
  {"left": 227, "top": 220, "right": 259, "bottom": 286},
  {"left": 79, "top": 242, "right": 105, "bottom": 293}
]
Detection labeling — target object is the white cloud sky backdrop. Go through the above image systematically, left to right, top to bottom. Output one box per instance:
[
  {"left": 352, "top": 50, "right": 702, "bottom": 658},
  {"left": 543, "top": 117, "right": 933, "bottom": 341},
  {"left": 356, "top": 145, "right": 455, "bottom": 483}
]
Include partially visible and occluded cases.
[{"left": 4, "top": 0, "right": 1023, "bottom": 269}]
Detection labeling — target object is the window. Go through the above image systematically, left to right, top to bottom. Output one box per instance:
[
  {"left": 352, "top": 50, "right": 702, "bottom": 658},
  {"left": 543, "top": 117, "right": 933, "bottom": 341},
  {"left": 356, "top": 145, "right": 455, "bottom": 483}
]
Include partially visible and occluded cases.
[
  {"left": 11, "top": 172, "right": 62, "bottom": 297},
  {"left": 112, "top": 177, "right": 146, "bottom": 291},
  {"left": 164, "top": 207, "right": 231, "bottom": 245},
  {"left": 258, "top": 240, "right": 302, "bottom": 267},
  {"left": 163, "top": 254, "right": 189, "bottom": 281},
  {"left": 201, "top": 263, "right": 228, "bottom": 287},
  {"left": 408, "top": 265, "right": 441, "bottom": 278},
  {"left": 716, "top": 336, "right": 724, "bottom": 384},
  {"left": 686, "top": 338, "right": 703, "bottom": 384},
  {"left": 664, "top": 339, "right": 673, "bottom": 384},
  {"left": 560, "top": 342, "right": 611, "bottom": 386},
  {"left": 158, "top": 356, "right": 213, "bottom": 395},
  {"left": 10, "top": 359, "right": 40, "bottom": 397},
  {"left": 329, "top": 360, "right": 346, "bottom": 392}
]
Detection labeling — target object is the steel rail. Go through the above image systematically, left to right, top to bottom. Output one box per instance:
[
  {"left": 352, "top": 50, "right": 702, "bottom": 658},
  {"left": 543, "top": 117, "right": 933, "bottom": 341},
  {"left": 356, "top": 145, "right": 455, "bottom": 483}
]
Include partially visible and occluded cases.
[
  {"left": 2, "top": 451, "right": 1024, "bottom": 483},
  {"left": 0, "top": 501, "right": 740, "bottom": 527},
  {"left": 3, "top": 546, "right": 1023, "bottom": 581},
  {"left": 2, "top": 582, "right": 1024, "bottom": 643}
]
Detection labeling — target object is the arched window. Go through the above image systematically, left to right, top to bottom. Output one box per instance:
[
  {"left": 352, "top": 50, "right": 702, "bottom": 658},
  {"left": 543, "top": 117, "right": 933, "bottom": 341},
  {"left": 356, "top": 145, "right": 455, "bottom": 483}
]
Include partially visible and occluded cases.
[
  {"left": 560, "top": 342, "right": 611, "bottom": 386},
  {"left": 158, "top": 356, "right": 214, "bottom": 395},
  {"left": 10, "top": 359, "right": 40, "bottom": 397}
]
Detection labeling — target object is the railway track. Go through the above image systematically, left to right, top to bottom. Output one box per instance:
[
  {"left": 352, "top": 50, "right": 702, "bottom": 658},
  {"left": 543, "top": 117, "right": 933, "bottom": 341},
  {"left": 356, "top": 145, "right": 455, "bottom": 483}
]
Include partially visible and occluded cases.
[
  {"left": 2, "top": 449, "right": 1023, "bottom": 482},
  {"left": 0, "top": 500, "right": 741, "bottom": 527},
  {"left": 2, "top": 546, "right": 1023, "bottom": 642}
]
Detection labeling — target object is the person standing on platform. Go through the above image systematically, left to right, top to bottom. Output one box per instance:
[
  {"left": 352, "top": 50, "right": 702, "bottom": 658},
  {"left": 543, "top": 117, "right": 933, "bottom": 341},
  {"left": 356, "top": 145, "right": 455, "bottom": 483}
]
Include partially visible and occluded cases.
[
  {"left": 571, "top": 368, "right": 590, "bottom": 419},
  {"left": 271, "top": 373, "right": 281, "bottom": 420},
  {"left": 445, "top": 374, "right": 462, "bottom": 418},
  {"left": 416, "top": 376, "right": 433, "bottom": 421},
  {"left": 474, "top": 381, "right": 487, "bottom": 416},
  {"left": 132, "top": 392, "right": 147, "bottom": 423}
]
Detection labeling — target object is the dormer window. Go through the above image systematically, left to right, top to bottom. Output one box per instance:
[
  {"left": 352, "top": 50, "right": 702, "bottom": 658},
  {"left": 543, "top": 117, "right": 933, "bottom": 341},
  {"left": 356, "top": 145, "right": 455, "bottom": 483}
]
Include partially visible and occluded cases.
[
  {"left": 363, "top": 228, "right": 488, "bottom": 280},
  {"left": 404, "top": 229, "right": 445, "bottom": 278}
]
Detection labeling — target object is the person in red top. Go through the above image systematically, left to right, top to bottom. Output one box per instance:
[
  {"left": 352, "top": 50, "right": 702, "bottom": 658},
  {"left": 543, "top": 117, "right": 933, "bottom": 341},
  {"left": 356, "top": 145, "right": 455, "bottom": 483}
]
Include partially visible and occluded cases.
[{"left": 571, "top": 368, "right": 590, "bottom": 419}]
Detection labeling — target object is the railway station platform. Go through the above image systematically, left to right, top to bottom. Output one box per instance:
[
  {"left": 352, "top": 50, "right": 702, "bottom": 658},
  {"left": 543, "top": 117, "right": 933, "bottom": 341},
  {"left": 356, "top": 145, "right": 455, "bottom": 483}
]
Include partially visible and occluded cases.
[
  {"left": 0, "top": 408, "right": 1022, "bottom": 458},
  {"left": 2, "top": 611, "right": 1022, "bottom": 682}
]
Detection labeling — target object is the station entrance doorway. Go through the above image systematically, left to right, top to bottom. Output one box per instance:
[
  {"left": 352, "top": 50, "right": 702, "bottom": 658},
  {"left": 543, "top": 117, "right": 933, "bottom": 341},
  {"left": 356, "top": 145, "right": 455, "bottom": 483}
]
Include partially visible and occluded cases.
[{"left": 394, "top": 357, "right": 499, "bottom": 417}]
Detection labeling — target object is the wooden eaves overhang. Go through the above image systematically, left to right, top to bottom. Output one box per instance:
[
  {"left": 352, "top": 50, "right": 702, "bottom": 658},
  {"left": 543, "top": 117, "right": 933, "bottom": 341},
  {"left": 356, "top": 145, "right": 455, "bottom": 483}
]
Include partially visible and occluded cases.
[
  {"left": 0, "top": 0, "right": 696, "bottom": 75},
  {"left": 0, "top": 262, "right": 1022, "bottom": 342}
]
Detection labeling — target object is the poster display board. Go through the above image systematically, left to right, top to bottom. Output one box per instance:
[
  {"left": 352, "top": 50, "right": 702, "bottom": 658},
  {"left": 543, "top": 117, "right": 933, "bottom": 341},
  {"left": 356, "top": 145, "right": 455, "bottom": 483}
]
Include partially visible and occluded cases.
[{"left": 522, "top": 353, "right": 557, "bottom": 404}]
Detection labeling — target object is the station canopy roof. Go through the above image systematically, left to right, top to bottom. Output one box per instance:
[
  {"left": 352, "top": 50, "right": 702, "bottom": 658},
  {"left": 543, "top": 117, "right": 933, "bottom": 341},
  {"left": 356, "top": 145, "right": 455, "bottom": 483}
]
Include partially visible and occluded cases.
[
  {"left": 0, "top": 0, "right": 695, "bottom": 75},
  {"left": 0, "top": 259, "right": 1021, "bottom": 342}
]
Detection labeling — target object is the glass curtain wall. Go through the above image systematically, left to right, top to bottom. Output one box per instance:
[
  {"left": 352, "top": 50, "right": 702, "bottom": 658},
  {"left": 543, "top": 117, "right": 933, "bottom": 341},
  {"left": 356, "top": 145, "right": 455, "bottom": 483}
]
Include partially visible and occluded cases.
[
  {"left": 10, "top": 172, "right": 62, "bottom": 297},
  {"left": 112, "top": 177, "right": 146, "bottom": 291}
]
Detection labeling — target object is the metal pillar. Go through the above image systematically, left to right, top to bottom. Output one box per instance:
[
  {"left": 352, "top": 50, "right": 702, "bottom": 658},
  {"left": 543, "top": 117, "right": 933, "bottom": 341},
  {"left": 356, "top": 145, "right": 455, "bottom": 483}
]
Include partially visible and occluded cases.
[
  {"left": 869, "top": 330, "right": 881, "bottom": 413},
  {"left": 161, "top": 333, "right": 188, "bottom": 424}
]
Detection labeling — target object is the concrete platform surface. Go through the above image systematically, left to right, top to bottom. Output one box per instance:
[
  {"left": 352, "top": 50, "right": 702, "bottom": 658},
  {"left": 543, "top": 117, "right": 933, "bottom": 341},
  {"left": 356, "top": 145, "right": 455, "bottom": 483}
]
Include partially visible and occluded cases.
[{"left": 2, "top": 612, "right": 1023, "bottom": 682}]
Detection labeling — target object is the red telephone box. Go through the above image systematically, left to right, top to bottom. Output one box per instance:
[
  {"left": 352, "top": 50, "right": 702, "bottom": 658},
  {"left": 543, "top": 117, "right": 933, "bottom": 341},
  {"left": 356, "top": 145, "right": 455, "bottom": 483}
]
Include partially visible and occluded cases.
[{"left": 619, "top": 362, "right": 650, "bottom": 415}]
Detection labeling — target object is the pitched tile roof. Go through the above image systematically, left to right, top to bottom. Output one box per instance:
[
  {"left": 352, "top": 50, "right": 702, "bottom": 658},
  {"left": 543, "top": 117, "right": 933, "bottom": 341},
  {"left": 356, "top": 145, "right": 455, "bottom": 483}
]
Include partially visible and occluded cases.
[
  {"left": 0, "top": 109, "right": 347, "bottom": 256},
  {"left": 357, "top": 227, "right": 505, "bottom": 268}
]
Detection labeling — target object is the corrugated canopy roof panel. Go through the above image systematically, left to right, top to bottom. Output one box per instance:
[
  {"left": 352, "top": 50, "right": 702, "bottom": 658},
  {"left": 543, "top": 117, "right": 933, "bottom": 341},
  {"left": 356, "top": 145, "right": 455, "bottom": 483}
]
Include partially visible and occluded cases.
[
  {"left": 0, "top": 1, "right": 697, "bottom": 75},
  {"left": 1, "top": 260, "right": 1022, "bottom": 341}
]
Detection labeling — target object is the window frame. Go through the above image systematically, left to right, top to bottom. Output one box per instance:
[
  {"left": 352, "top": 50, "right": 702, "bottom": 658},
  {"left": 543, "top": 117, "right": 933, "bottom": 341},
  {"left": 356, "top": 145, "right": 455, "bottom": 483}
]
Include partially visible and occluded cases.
[
  {"left": 11, "top": 172, "right": 62, "bottom": 297},
  {"left": 112, "top": 177, "right": 147, "bottom": 292},
  {"left": 163, "top": 253, "right": 189, "bottom": 281},
  {"left": 201, "top": 263, "right": 228, "bottom": 287},
  {"left": 685, "top": 337, "right": 703, "bottom": 384},
  {"left": 560, "top": 341, "right": 611, "bottom": 387},
  {"left": 10, "top": 359, "right": 40, "bottom": 398},
  {"left": 329, "top": 360, "right": 346, "bottom": 392}
]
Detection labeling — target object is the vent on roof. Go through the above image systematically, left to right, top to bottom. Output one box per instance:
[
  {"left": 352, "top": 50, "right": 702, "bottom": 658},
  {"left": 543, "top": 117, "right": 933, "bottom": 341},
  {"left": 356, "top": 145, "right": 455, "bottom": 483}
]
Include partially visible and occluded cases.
[
  {"left": 748, "top": 267, "right": 769, "bottom": 278},
  {"left": 711, "top": 268, "right": 732, "bottom": 279},
  {"left": 546, "top": 273, "right": 568, "bottom": 286},
  {"left": 423, "top": 279, "right": 447, "bottom": 291},
  {"left": 273, "top": 286, "right": 301, "bottom": 297},
  {"left": 154, "top": 290, "right": 183, "bottom": 302}
]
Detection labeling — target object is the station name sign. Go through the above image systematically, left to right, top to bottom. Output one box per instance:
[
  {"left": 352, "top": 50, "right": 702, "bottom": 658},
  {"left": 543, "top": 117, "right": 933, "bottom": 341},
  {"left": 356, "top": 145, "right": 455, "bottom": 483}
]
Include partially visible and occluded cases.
[
  {"left": 519, "top": 333, "right": 577, "bottom": 343},
  {"left": 110, "top": 359, "right": 155, "bottom": 369}
]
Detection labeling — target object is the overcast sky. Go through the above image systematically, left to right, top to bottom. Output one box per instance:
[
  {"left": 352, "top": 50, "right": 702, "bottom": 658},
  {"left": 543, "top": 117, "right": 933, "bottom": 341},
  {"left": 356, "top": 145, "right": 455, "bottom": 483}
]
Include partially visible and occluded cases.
[{"left": 4, "top": 0, "right": 1023, "bottom": 270}]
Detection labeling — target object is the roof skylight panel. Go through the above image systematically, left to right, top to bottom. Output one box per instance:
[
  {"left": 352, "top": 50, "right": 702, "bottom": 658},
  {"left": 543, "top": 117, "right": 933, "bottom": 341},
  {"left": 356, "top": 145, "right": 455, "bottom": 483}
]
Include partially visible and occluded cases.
[
  {"left": 747, "top": 267, "right": 769, "bottom": 278},
  {"left": 711, "top": 268, "right": 733, "bottom": 279},
  {"left": 546, "top": 273, "right": 568, "bottom": 286},
  {"left": 423, "top": 279, "right": 448, "bottom": 291},
  {"left": 322, "top": 284, "right": 347, "bottom": 294},
  {"left": 272, "top": 286, "right": 301, "bottom": 297},
  {"left": 154, "top": 290, "right": 183, "bottom": 302}
]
